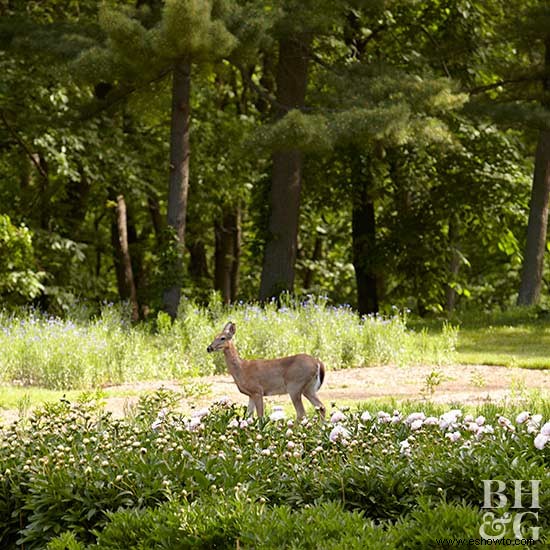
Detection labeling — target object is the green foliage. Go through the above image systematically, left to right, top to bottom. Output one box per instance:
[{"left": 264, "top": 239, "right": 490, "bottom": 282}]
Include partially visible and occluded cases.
[
  {"left": 0, "top": 214, "right": 44, "bottom": 304},
  {"left": 0, "top": 395, "right": 548, "bottom": 548}
]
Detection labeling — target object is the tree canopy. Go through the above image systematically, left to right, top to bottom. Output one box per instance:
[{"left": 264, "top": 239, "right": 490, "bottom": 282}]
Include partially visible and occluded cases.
[{"left": 0, "top": 0, "right": 548, "bottom": 317}]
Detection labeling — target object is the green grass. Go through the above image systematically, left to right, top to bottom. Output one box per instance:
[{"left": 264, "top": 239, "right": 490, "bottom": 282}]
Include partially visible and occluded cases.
[
  {"left": 414, "top": 307, "right": 550, "bottom": 369},
  {"left": 457, "top": 324, "right": 550, "bottom": 368}
]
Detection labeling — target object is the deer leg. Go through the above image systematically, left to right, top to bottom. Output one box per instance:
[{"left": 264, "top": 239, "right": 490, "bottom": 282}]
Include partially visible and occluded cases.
[
  {"left": 304, "top": 390, "right": 326, "bottom": 419},
  {"left": 289, "top": 392, "right": 306, "bottom": 419},
  {"left": 251, "top": 394, "right": 264, "bottom": 417},
  {"left": 247, "top": 397, "right": 256, "bottom": 417}
]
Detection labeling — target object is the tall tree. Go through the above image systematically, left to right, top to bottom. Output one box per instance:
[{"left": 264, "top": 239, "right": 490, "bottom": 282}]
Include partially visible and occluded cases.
[
  {"left": 77, "top": 0, "right": 237, "bottom": 317},
  {"left": 517, "top": 34, "right": 550, "bottom": 305},
  {"left": 259, "top": 35, "right": 310, "bottom": 300}
]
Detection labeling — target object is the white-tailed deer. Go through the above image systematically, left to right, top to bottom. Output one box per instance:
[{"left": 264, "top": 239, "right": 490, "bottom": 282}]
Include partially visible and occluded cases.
[{"left": 206, "top": 322, "right": 326, "bottom": 419}]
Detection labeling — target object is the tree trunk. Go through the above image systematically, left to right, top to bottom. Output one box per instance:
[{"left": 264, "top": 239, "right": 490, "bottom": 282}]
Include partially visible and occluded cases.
[
  {"left": 259, "top": 36, "right": 309, "bottom": 301},
  {"left": 517, "top": 36, "right": 550, "bottom": 306},
  {"left": 163, "top": 58, "right": 191, "bottom": 319},
  {"left": 518, "top": 130, "right": 550, "bottom": 305},
  {"left": 351, "top": 156, "right": 379, "bottom": 315},
  {"left": 111, "top": 194, "right": 139, "bottom": 322},
  {"left": 215, "top": 206, "right": 241, "bottom": 303},
  {"left": 445, "top": 215, "right": 461, "bottom": 313},
  {"left": 302, "top": 234, "right": 323, "bottom": 290}
]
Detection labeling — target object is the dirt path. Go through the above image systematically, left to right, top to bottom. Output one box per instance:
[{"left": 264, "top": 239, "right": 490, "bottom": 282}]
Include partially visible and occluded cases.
[
  {"left": 100, "top": 363, "right": 549, "bottom": 417},
  {"left": 1, "top": 364, "right": 548, "bottom": 424}
]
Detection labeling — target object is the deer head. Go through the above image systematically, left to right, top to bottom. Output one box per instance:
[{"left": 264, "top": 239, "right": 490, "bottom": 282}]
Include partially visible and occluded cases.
[{"left": 206, "top": 322, "right": 236, "bottom": 353}]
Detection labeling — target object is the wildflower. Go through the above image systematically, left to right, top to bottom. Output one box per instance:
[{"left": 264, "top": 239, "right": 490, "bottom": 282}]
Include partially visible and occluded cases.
[
  {"left": 330, "top": 410, "right": 346, "bottom": 424},
  {"left": 377, "top": 411, "right": 391, "bottom": 424},
  {"left": 516, "top": 411, "right": 530, "bottom": 425},
  {"left": 424, "top": 416, "right": 439, "bottom": 426},
  {"left": 228, "top": 419, "right": 239, "bottom": 429},
  {"left": 541, "top": 422, "right": 550, "bottom": 437}
]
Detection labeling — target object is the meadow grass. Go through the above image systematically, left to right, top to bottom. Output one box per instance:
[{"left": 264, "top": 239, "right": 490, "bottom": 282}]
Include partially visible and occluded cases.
[
  {"left": 0, "top": 297, "right": 457, "bottom": 391},
  {"left": 415, "top": 306, "right": 550, "bottom": 369}
]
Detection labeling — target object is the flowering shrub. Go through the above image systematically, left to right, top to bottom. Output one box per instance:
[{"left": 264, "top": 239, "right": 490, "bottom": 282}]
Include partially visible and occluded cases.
[{"left": 0, "top": 393, "right": 548, "bottom": 548}]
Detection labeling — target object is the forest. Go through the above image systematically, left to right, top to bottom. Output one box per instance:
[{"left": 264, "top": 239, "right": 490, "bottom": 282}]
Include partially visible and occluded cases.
[{"left": 1, "top": 0, "right": 550, "bottom": 319}]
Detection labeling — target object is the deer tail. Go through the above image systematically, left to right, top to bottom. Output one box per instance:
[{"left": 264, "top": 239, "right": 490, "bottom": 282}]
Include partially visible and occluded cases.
[{"left": 317, "top": 360, "right": 325, "bottom": 390}]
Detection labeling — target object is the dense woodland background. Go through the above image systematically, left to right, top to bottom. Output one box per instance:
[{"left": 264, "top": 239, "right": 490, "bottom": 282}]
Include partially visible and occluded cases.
[{"left": 2, "top": 0, "right": 550, "bottom": 319}]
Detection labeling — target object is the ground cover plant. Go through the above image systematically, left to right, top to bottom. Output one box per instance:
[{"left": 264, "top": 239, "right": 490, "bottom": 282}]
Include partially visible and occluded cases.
[
  {"left": 0, "top": 298, "right": 457, "bottom": 391},
  {"left": 1, "top": 391, "right": 548, "bottom": 549}
]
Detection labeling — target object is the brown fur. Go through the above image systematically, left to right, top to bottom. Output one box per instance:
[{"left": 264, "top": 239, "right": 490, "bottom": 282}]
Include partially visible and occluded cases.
[{"left": 207, "top": 322, "right": 326, "bottom": 419}]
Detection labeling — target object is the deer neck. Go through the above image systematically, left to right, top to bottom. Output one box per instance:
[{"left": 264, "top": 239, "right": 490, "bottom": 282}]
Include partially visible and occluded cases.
[{"left": 223, "top": 342, "right": 242, "bottom": 377}]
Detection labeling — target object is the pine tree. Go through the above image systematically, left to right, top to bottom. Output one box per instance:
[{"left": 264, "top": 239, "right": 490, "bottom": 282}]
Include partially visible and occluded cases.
[{"left": 77, "top": 0, "right": 237, "bottom": 317}]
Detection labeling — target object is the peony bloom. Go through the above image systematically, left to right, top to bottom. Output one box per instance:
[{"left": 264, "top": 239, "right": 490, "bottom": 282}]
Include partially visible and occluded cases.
[
  {"left": 192, "top": 407, "right": 210, "bottom": 419},
  {"left": 269, "top": 409, "right": 286, "bottom": 422},
  {"left": 439, "top": 409, "right": 462, "bottom": 430},
  {"left": 330, "top": 410, "right": 347, "bottom": 424},
  {"left": 360, "top": 410, "right": 372, "bottom": 422},
  {"left": 516, "top": 411, "right": 530, "bottom": 425},
  {"left": 475, "top": 415, "right": 486, "bottom": 426},
  {"left": 410, "top": 419, "right": 424, "bottom": 431},
  {"left": 329, "top": 425, "right": 351, "bottom": 443},
  {"left": 445, "top": 430, "right": 461, "bottom": 443},
  {"left": 534, "top": 433, "right": 549, "bottom": 450}
]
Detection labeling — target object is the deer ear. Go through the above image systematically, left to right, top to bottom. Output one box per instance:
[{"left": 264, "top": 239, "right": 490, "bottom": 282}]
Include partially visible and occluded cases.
[
  {"left": 224, "top": 322, "right": 236, "bottom": 338},
  {"left": 224, "top": 322, "right": 237, "bottom": 338}
]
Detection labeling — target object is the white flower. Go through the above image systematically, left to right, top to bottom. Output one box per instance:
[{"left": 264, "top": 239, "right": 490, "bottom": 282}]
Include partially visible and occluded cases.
[
  {"left": 215, "top": 396, "right": 231, "bottom": 405},
  {"left": 192, "top": 407, "right": 210, "bottom": 419},
  {"left": 440, "top": 409, "right": 462, "bottom": 430},
  {"left": 269, "top": 410, "right": 286, "bottom": 422},
  {"left": 330, "top": 410, "right": 346, "bottom": 424},
  {"left": 360, "top": 411, "right": 372, "bottom": 422},
  {"left": 377, "top": 411, "right": 391, "bottom": 424},
  {"left": 516, "top": 411, "right": 530, "bottom": 425},
  {"left": 405, "top": 412, "right": 425, "bottom": 425},
  {"left": 464, "top": 414, "right": 474, "bottom": 423},
  {"left": 475, "top": 415, "right": 486, "bottom": 426},
  {"left": 527, "top": 415, "right": 543, "bottom": 434},
  {"left": 423, "top": 416, "right": 439, "bottom": 426},
  {"left": 498, "top": 416, "right": 515, "bottom": 432},
  {"left": 186, "top": 417, "right": 202, "bottom": 431},
  {"left": 228, "top": 419, "right": 239, "bottom": 429},
  {"left": 410, "top": 419, "right": 424, "bottom": 431},
  {"left": 239, "top": 420, "right": 249, "bottom": 429},
  {"left": 466, "top": 422, "right": 481, "bottom": 434},
  {"left": 541, "top": 422, "right": 550, "bottom": 437},
  {"left": 329, "top": 425, "right": 350, "bottom": 443},
  {"left": 445, "top": 430, "right": 461, "bottom": 443},
  {"left": 534, "top": 433, "right": 549, "bottom": 450},
  {"left": 399, "top": 439, "right": 411, "bottom": 456},
  {"left": 286, "top": 441, "right": 295, "bottom": 449},
  {"left": 261, "top": 448, "right": 271, "bottom": 456}
]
